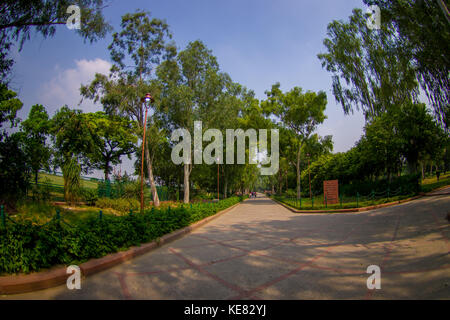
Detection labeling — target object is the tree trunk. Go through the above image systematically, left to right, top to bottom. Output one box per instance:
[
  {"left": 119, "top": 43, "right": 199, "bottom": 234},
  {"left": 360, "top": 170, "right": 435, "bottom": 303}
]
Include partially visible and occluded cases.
[
  {"left": 145, "top": 141, "right": 160, "bottom": 207},
  {"left": 296, "top": 145, "right": 301, "bottom": 200},
  {"left": 104, "top": 159, "right": 110, "bottom": 181},
  {"left": 407, "top": 160, "right": 417, "bottom": 175},
  {"left": 421, "top": 162, "right": 425, "bottom": 180},
  {"left": 183, "top": 163, "right": 190, "bottom": 204},
  {"left": 286, "top": 173, "right": 288, "bottom": 192},
  {"left": 224, "top": 174, "right": 228, "bottom": 199}
]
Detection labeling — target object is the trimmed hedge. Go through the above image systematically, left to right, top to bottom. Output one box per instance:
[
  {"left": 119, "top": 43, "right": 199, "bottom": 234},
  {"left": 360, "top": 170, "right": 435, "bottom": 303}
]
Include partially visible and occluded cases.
[
  {"left": 339, "top": 173, "right": 420, "bottom": 196},
  {"left": 0, "top": 196, "right": 245, "bottom": 275}
]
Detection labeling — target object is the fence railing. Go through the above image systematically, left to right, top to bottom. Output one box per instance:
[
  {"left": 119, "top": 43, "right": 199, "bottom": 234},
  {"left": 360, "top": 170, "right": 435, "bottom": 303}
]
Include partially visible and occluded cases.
[
  {"left": 27, "top": 179, "right": 171, "bottom": 203},
  {"left": 272, "top": 186, "right": 412, "bottom": 210}
]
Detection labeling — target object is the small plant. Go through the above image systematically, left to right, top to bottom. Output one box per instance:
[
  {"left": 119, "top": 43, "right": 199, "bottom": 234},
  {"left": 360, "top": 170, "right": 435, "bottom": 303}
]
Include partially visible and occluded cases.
[
  {"left": 79, "top": 188, "right": 98, "bottom": 206},
  {"left": 95, "top": 197, "right": 140, "bottom": 213}
]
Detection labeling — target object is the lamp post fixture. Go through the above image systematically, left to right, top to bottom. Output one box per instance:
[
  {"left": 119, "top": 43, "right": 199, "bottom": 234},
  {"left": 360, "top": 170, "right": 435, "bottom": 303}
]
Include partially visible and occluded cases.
[
  {"left": 140, "top": 93, "right": 154, "bottom": 213},
  {"left": 307, "top": 153, "right": 311, "bottom": 200},
  {"left": 216, "top": 157, "right": 220, "bottom": 201}
]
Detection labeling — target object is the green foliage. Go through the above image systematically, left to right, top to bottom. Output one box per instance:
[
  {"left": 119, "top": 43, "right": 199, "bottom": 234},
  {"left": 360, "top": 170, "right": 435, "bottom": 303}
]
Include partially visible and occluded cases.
[
  {"left": 0, "top": 0, "right": 111, "bottom": 79},
  {"left": 364, "top": 0, "right": 450, "bottom": 127},
  {"left": 318, "top": 8, "right": 418, "bottom": 120},
  {"left": 0, "top": 83, "right": 23, "bottom": 129},
  {"left": 262, "top": 83, "right": 328, "bottom": 198},
  {"left": 20, "top": 104, "right": 52, "bottom": 183},
  {"left": 51, "top": 106, "right": 95, "bottom": 170},
  {"left": 83, "top": 112, "right": 137, "bottom": 180},
  {"left": 0, "top": 132, "right": 31, "bottom": 205},
  {"left": 62, "top": 157, "right": 81, "bottom": 204},
  {"left": 339, "top": 174, "right": 420, "bottom": 197},
  {"left": 420, "top": 175, "right": 450, "bottom": 193},
  {"left": 97, "top": 176, "right": 140, "bottom": 200},
  {"left": 29, "top": 178, "right": 52, "bottom": 202},
  {"left": 79, "top": 188, "right": 98, "bottom": 206},
  {"left": 274, "top": 194, "right": 414, "bottom": 211},
  {"left": 0, "top": 196, "right": 244, "bottom": 274},
  {"left": 95, "top": 198, "right": 140, "bottom": 213},
  {"left": 15, "top": 201, "right": 56, "bottom": 223}
]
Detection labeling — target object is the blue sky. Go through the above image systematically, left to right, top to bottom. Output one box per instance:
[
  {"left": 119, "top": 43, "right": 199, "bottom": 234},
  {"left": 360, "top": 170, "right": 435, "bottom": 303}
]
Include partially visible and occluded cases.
[{"left": 9, "top": 0, "right": 368, "bottom": 177}]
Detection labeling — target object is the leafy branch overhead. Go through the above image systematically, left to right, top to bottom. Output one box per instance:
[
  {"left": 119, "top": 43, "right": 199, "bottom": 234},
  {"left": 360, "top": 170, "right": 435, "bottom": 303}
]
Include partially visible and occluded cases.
[{"left": 0, "top": 0, "right": 112, "bottom": 80}]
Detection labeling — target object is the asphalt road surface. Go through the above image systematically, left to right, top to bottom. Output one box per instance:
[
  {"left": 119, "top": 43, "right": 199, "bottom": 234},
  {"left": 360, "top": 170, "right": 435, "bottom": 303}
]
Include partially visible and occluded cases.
[{"left": 2, "top": 191, "right": 449, "bottom": 299}]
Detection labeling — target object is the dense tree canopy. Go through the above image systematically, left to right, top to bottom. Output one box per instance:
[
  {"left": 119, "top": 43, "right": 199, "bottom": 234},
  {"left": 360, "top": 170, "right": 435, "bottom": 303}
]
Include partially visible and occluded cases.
[
  {"left": 364, "top": 0, "right": 450, "bottom": 127},
  {"left": 1, "top": 2, "right": 449, "bottom": 209},
  {"left": 318, "top": 8, "right": 418, "bottom": 120}
]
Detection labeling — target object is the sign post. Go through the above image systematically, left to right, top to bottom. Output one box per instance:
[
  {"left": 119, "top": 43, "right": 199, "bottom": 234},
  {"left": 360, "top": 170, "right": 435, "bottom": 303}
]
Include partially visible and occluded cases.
[{"left": 323, "top": 180, "right": 339, "bottom": 205}]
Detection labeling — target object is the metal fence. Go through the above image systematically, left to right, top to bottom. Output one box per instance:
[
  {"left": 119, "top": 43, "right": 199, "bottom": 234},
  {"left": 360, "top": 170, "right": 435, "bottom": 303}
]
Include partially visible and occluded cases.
[
  {"left": 28, "top": 179, "right": 170, "bottom": 203},
  {"left": 272, "top": 186, "right": 411, "bottom": 210}
]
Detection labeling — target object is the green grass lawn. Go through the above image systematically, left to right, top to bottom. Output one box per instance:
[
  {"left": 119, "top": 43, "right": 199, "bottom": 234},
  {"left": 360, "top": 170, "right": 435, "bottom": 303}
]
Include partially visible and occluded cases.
[
  {"left": 38, "top": 172, "right": 99, "bottom": 190},
  {"left": 420, "top": 173, "right": 450, "bottom": 193},
  {"left": 273, "top": 193, "right": 414, "bottom": 211},
  {"left": 10, "top": 201, "right": 120, "bottom": 225}
]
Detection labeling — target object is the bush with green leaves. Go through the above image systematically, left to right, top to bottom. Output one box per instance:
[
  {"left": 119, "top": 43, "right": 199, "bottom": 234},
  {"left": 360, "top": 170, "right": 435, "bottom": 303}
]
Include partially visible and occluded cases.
[
  {"left": 339, "top": 173, "right": 420, "bottom": 196},
  {"left": 29, "top": 180, "right": 52, "bottom": 202},
  {"left": 79, "top": 188, "right": 98, "bottom": 206},
  {"left": 0, "top": 195, "right": 244, "bottom": 274},
  {"left": 95, "top": 197, "right": 140, "bottom": 213}
]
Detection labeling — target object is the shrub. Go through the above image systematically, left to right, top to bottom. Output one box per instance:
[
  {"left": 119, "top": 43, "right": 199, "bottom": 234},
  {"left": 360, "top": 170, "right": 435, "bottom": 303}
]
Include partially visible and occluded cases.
[
  {"left": 339, "top": 173, "right": 420, "bottom": 196},
  {"left": 29, "top": 180, "right": 52, "bottom": 202},
  {"left": 79, "top": 188, "right": 98, "bottom": 206},
  {"left": 0, "top": 196, "right": 245, "bottom": 274},
  {"left": 95, "top": 198, "right": 140, "bottom": 213}
]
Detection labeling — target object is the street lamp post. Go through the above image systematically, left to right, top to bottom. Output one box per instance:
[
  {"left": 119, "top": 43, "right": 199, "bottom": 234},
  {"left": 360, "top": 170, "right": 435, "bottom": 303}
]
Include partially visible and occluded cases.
[
  {"left": 140, "top": 93, "right": 154, "bottom": 213},
  {"left": 307, "top": 153, "right": 311, "bottom": 200},
  {"left": 216, "top": 157, "right": 220, "bottom": 201}
]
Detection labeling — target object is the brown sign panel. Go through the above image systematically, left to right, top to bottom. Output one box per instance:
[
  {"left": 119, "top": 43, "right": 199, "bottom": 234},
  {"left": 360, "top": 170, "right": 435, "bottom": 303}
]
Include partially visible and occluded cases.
[{"left": 323, "top": 180, "right": 339, "bottom": 204}]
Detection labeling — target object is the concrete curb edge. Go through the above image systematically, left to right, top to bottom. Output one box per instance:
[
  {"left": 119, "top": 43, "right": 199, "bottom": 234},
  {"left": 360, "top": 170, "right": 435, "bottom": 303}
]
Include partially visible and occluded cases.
[{"left": 272, "top": 195, "right": 424, "bottom": 214}]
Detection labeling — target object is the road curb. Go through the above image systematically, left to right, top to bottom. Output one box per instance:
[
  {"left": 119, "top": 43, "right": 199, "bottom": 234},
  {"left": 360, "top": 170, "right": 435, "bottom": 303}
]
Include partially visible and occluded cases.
[
  {"left": 419, "top": 184, "right": 450, "bottom": 196},
  {"left": 272, "top": 195, "right": 424, "bottom": 214},
  {"left": 0, "top": 200, "right": 243, "bottom": 295}
]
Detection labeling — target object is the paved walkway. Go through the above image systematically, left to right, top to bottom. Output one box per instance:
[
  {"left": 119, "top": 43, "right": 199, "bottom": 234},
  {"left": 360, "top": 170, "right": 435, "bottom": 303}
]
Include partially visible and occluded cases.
[{"left": 2, "top": 192, "right": 450, "bottom": 299}]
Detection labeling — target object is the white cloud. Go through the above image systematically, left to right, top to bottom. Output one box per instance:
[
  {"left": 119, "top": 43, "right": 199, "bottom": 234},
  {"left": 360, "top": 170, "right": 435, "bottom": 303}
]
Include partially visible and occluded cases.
[{"left": 39, "top": 58, "right": 111, "bottom": 115}]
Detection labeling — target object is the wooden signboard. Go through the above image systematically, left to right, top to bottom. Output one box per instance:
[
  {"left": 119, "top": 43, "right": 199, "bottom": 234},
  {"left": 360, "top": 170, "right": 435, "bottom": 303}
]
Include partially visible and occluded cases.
[{"left": 323, "top": 180, "right": 339, "bottom": 205}]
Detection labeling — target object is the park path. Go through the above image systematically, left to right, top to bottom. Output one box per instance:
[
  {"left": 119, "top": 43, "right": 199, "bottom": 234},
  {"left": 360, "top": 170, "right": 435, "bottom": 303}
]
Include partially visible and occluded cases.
[{"left": 2, "top": 192, "right": 450, "bottom": 299}]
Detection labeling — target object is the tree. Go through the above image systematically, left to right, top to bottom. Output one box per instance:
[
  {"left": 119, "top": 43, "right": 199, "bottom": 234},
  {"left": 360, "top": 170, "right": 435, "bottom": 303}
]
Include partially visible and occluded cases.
[
  {"left": 0, "top": 0, "right": 111, "bottom": 79},
  {"left": 364, "top": 0, "right": 450, "bottom": 127},
  {"left": 318, "top": 8, "right": 418, "bottom": 120},
  {"left": 81, "top": 10, "right": 174, "bottom": 207},
  {"left": 157, "top": 40, "right": 232, "bottom": 203},
  {"left": 0, "top": 82, "right": 23, "bottom": 131},
  {"left": 262, "top": 83, "right": 327, "bottom": 199},
  {"left": 0, "top": 84, "right": 28, "bottom": 206},
  {"left": 219, "top": 87, "right": 269, "bottom": 198},
  {"left": 395, "top": 102, "right": 445, "bottom": 174},
  {"left": 20, "top": 104, "right": 51, "bottom": 184},
  {"left": 51, "top": 106, "right": 95, "bottom": 203},
  {"left": 358, "top": 111, "right": 403, "bottom": 181},
  {"left": 83, "top": 112, "right": 137, "bottom": 180},
  {"left": 0, "top": 132, "right": 30, "bottom": 205}
]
